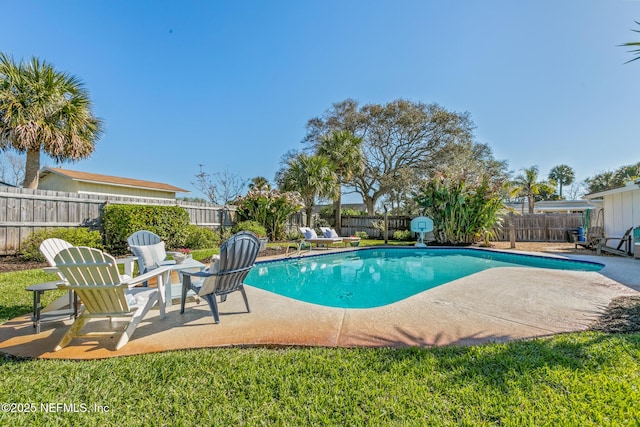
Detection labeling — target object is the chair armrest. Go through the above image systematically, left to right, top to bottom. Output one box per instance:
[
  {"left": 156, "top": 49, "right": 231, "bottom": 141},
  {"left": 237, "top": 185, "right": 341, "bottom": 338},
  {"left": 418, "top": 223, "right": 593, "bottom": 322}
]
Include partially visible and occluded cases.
[
  {"left": 124, "top": 265, "right": 172, "bottom": 287},
  {"left": 42, "top": 266, "right": 59, "bottom": 274},
  {"left": 181, "top": 270, "right": 216, "bottom": 278},
  {"left": 58, "top": 283, "right": 129, "bottom": 291}
]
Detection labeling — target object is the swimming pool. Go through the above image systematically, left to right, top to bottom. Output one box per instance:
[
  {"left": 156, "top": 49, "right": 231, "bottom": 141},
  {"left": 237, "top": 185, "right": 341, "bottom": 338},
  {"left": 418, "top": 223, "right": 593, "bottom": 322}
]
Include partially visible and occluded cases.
[{"left": 246, "top": 248, "right": 603, "bottom": 309}]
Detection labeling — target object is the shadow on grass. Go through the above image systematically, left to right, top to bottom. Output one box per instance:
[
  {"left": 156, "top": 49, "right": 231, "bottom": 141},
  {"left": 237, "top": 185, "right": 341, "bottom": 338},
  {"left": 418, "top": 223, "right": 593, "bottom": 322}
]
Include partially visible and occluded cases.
[
  {"left": 0, "top": 304, "right": 32, "bottom": 325},
  {"left": 364, "top": 331, "right": 640, "bottom": 388}
]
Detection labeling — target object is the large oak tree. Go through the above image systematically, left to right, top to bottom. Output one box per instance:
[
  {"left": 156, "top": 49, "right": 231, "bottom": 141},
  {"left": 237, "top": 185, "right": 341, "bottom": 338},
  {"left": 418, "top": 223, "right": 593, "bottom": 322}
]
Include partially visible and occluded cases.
[{"left": 304, "top": 99, "right": 480, "bottom": 214}]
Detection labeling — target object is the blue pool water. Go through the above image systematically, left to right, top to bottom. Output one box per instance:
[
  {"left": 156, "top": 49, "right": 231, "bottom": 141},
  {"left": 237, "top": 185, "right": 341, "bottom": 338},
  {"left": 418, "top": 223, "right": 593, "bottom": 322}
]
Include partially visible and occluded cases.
[{"left": 246, "top": 248, "right": 603, "bottom": 309}]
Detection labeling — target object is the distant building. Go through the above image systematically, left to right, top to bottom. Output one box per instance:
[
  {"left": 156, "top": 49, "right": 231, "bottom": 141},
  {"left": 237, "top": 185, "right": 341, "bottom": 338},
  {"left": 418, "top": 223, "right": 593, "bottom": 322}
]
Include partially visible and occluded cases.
[
  {"left": 37, "top": 167, "right": 188, "bottom": 200},
  {"left": 506, "top": 200, "right": 596, "bottom": 214}
]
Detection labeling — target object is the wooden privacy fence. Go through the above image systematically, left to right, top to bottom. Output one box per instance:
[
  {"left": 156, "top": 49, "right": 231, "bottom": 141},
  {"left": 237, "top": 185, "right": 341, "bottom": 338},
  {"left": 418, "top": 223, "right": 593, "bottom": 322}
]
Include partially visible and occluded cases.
[
  {"left": 0, "top": 186, "right": 235, "bottom": 255},
  {"left": 340, "top": 213, "right": 584, "bottom": 242},
  {"left": 494, "top": 213, "right": 583, "bottom": 242},
  {"left": 340, "top": 215, "right": 411, "bottom": 238}
]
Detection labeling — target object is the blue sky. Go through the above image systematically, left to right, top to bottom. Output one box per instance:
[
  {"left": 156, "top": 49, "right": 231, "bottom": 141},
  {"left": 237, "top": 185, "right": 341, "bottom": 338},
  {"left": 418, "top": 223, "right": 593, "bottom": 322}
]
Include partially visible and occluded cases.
[{"left": 2, "top": 1, "right": 639, "bottom": 201}]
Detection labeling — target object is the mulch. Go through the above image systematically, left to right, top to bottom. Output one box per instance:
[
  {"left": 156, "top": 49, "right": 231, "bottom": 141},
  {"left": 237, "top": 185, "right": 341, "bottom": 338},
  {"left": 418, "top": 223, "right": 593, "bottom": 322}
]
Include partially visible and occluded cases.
[{"left": 0, "top": 255, "right": 47, "bottom": 273}]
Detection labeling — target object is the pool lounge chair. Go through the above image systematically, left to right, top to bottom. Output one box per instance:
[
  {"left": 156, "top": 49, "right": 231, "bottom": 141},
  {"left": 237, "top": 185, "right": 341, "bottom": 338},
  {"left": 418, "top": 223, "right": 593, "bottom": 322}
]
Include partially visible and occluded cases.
[
  {"left": 299, "top": 227, "right": 343, "bottom": 248},
  {"left": 319, "top": 227, "right": 361, "bottom": 246}
]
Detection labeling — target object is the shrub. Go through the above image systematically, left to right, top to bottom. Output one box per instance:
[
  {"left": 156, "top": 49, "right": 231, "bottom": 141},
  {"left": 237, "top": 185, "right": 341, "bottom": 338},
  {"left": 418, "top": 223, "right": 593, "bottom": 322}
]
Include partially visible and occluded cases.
[
  {"left": 234, "top": 186, "right": 303, "bottom": 241},
  {"left": 102, "top": 204, "right": 190, "bottom": 255},
  {"left": 341, "top": 207, "right": 367, "bottom": 216},
  {"left": 314, "top": 218, "right": 330, "bottom": 228},
  {"left": 231, "top": 220, "right": 267, "bottom": 237},
  {"left": 184, "top": 225, "right": 219, "bottom": 249},
  {"left": 21, "top": 228, "right": 104, "bottom": 262},
  {"left": 219, "top": 228, "right": 233, "bottom": 243},
  {"left": 286, "top": 230, "right": 304, "bottom": 241},
  {"left": 393, "top": 230, "right": 413, "bottom": 241},
  {"left": 355, "top": 231, "right": 368, "bottom": 239}
]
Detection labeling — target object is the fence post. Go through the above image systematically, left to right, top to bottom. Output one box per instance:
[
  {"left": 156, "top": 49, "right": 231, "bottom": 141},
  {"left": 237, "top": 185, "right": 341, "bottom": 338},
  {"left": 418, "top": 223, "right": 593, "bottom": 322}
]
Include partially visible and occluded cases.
[
  {"left": 383, "top": 206, "right": 389, "bottom": 244},
  {"left": 509, "top": 212, "right": 516, "bottom": 248}
]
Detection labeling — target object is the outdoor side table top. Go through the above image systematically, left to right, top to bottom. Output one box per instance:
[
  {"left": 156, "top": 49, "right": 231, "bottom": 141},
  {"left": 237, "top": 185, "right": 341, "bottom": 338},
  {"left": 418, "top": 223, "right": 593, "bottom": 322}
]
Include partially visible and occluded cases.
[{"left": 25, "top": 281, "right": 77, "bottom": 334}]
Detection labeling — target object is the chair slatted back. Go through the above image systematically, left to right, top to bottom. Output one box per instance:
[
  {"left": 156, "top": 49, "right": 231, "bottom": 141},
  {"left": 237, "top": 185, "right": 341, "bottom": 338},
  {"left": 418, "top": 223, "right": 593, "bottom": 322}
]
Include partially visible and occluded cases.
[
  {"left": 615, "top": 227, "right": 634, "bottom": 250},
  {"left": 127, "top": 230, "right": 161, "bottom": 247},
  {"left": 127, "top": 230, "right": 164, "bottom": 276},
  {"left": 202, "top": 232, "right": 260, "bottom": 296},
  {"left": 39, "top": 238, "right": 73, "bottom": 280},
  {"left": 54, "top": 247, "right": 130, "bottom": 314}
]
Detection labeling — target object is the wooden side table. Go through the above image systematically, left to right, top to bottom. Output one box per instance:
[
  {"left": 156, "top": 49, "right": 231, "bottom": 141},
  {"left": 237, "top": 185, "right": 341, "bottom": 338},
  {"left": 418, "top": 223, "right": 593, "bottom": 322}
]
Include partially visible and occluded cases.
[{"left": 25, "top": 281, "right": 78, "bottom": 334}]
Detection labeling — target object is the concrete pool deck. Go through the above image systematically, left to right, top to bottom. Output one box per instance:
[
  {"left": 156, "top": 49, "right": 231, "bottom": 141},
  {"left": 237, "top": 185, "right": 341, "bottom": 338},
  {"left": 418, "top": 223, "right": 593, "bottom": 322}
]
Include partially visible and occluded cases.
[{"left": 1, "top": 247, "right": 639, "bottom": 360}]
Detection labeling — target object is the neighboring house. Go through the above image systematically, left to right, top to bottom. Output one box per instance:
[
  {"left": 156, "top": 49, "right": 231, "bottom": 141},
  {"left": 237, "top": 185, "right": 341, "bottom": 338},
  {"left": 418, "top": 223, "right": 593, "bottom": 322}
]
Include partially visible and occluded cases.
[
  {"left": 38, "top": 167, "right": 188, "bottom": 200},
  {"left": 584, "top": 180, "right": 640, "bottom": 250},
  {"left": 0, "top": 181, "right": 17, "bottom": 187},
  {"left": 505, "top": 200, "right": 596, "bottom": 214}
]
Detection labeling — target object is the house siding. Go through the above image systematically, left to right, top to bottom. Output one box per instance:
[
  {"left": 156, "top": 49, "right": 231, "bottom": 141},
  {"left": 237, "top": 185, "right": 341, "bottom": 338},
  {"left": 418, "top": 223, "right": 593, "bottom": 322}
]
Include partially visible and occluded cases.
[
  {"left": 39, "top": 173, "right": 177, "bottom": 199},
  {"left": 38, "top": 174, "right": 79, "bottom": 193},
  {"left": 76, "top": 182, "right": 175, "bottom": 199},
  {"left": 601, "top": 187, "right": 640, "bottom": 247}
]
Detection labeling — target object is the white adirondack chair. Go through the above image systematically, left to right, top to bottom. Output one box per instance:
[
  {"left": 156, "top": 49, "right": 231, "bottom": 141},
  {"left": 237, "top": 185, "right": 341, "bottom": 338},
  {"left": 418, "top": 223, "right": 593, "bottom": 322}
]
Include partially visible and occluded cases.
[
  {"left": 126, "top": 230, "right": 170, "bottom": 282},
  {"left": 39, "top": 238, "right": 76, "bottom": 313},
  {"left": 39, "top": 238, "right": 73, "bottom": 279},
  {"left": 53, "top": 247, "right": 171, "bottom": 351}
]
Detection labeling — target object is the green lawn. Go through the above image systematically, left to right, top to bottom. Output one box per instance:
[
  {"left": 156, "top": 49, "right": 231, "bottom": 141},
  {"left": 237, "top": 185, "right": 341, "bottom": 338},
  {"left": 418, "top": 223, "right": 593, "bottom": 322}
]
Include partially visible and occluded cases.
[{"left": 1, "top": 253, "right": 639, "bottom": 426}]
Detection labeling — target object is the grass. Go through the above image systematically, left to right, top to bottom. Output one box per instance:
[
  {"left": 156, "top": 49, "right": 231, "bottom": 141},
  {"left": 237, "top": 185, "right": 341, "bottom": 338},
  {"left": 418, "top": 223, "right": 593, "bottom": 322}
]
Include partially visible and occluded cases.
[
  {"left": 1, "top": 247, "right": 639, "bottom": 425},
  {"left": 0, "top": 335, "right": 638, "bottom": 425}
]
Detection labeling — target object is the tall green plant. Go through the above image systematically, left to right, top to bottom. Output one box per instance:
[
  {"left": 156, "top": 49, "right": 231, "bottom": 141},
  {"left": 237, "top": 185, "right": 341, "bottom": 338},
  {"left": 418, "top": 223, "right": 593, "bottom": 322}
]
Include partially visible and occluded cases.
[
  {"left": 414, "top": 175, "right": 504, "bottom": 244},
  {"left": 234, "top": 186, "right": 303, "bottom": 240}
]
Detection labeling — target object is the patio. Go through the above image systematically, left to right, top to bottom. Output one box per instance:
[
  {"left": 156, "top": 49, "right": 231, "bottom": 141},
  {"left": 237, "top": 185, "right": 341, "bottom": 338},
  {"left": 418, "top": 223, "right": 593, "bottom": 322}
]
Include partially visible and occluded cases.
[{"left": 1, "top": 246, "right": 639, "bottom": 360}]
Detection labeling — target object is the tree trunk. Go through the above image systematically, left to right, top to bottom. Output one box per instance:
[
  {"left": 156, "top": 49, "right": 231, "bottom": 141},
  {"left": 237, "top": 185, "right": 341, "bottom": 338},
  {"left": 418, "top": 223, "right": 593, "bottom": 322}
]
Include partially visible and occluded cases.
[
  {"left": 22, "top": 148, "right": 41, "bottom": 189},
  {"left": 333, "top": 191, "right": 341, "bottom": 233},
  {"left": 363, "top": 195, "right": 375, "bottom": 215},
  {"left": 528, "top": 195, "right": 535, "bottom": 214},
  {"left": 305, "top": 206, "right": 313, "bottom": 227}
]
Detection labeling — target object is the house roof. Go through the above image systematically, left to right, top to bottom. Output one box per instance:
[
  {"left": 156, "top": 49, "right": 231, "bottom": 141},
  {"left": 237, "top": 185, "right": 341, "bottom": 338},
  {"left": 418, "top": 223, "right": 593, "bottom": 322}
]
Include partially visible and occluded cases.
[
  {"left": 39, "top": 167, "right": 189, "bottom": 193},
  {"left": 584, "top": 180, "right": 640, "bottom": 200},
  {"left": 505, "top": 200, "right": 596, "bottom": 213}
]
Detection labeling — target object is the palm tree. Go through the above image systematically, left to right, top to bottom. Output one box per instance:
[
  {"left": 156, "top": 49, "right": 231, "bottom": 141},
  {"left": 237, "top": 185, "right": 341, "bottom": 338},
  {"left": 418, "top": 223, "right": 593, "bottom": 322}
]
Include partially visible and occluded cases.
[
  {"left": 621, "top": 21, "right": 640, "bottom": 63},
  {"left": 0, "top": 53, "right": 102, "bottom": 188},
  {"left": 316, "top": 130, "right": 364, "bottom": 231},
  {"left": 278, "top": 153, "right": 337, "bottom": 227},
  {"left": 548, "top": 164, "right": 575, "bottom": 199},
  {"left": 510, "top": 166, "right": 555, "bottom": 214},
  {"left": 248, "top": 176, "right": 270, "bottom": 190}
]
